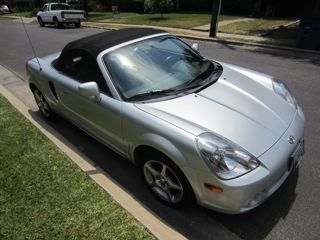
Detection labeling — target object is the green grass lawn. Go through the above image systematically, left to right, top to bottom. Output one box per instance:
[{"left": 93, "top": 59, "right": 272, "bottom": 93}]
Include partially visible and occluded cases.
[
  {"left": 3, "top": 11, "right": 32, "bottom": 17},
  {"left": 86, "top": 12, "right": 136, "bottom": 21},
  {"left": 89, "top": 12, "right": 241, "bottom": 29},
  {"left": 219, "top": 18, "right": 298, "bottom": 36},
  {"left": 0, "top": 95, "right": 154, "bottom": 240}
]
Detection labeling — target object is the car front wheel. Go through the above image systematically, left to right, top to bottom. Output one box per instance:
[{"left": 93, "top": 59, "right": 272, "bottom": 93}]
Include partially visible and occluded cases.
[
  {"left": 33, "top": 88, "right": 56, "bottom": 120},
  {"left": 142, "top": 154, "right": 194, "bottom": 207}
]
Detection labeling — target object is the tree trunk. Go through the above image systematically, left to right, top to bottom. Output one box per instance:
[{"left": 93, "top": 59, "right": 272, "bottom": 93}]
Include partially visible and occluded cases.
[
  {"left": 83, "top": 0, "right": 88, "bottom": 15},
  {"left": 209, "top": 0, "right": 221, "bottom": 38},
  {"left": 252, "top": 0, "right": 263, "bottom": 17},
  {"left": 160, "top": 1, "right": 163, "bottom": 18}
]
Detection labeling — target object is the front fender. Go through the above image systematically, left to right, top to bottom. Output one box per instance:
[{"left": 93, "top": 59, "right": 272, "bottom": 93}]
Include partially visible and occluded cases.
[
  {"left": 131, "top": 133, "right": 190, "bottom": 168},
  {"left": 131, "top": 133, "right": 205, "bottom": 203}
]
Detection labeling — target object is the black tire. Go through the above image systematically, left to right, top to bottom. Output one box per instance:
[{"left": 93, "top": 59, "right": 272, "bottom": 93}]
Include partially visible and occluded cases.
[
  {"left": 38, "top": 17, "right": 45, "bottom": 27},
  {"left": 54, "top": 18, "right": 62, "bottom": 28},
  {"left": 75, "top": 22, "right": 81, "bottom": 28},
  {"left": 32, "top": 88, "right": 56, "bottom": 121},
  {"left": 140, "top": 152, "right": 195, "bottom": 208}
]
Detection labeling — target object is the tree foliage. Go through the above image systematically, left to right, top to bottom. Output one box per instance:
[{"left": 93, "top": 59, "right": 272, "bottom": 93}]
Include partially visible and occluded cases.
[{"left": 144, "top": 0, "right": 174, "bottom": 18}]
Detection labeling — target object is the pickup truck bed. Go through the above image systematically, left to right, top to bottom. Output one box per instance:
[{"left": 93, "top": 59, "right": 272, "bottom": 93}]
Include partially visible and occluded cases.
[{"left": 37, "top": 3, "right": 85, "bottom": 28}]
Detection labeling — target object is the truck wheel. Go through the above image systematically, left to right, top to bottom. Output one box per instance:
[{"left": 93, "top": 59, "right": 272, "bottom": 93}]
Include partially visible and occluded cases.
[
  {"left": 38, "top": 17, "right": 45, "bottom": 27},
  {"left": 54, "top": 18, "right": 62, "bottom": 28},
  {"left": 75, "top": 22, "right": 81, "bottom": 28}
]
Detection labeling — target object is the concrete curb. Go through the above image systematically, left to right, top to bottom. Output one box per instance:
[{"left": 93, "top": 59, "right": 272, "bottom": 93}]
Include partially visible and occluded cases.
[
  {"left": 0, "top": 63, "right": 25, "bottom": 81},
  {"left": 0, "top": 70, "right": 187, "bottom": 240}
]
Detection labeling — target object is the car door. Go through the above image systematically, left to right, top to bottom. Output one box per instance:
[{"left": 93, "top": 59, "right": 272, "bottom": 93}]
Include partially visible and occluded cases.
[
  {"left": 41, "top": 4, "right": 49, "bottom": 22},
  {"left": 54, "top": 50, "right": 125, "bottom": 155}
]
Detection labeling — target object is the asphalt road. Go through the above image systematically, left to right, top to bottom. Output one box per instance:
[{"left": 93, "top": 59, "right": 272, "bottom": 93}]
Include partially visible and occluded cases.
[{"left": 1, "top": 19, "right": 320, "bottom": 240}]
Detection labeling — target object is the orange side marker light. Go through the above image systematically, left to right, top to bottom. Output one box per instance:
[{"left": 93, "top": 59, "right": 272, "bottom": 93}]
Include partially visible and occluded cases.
[{"left": 204, "top": 183, "right": 223, "bottom": 193}]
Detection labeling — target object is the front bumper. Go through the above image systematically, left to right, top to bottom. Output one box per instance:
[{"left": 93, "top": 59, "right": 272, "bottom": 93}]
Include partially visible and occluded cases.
[{"left": 191, "top": 107, "right": 305, "bottom": 214}]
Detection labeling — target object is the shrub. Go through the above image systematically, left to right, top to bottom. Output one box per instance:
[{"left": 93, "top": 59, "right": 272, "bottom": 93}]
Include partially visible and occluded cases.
[
  {"left": 144, "top": 0, "right": 174, "bottom": 17},
  {"left": 31, "top": 8, "right": 40, "bottom": 17}
]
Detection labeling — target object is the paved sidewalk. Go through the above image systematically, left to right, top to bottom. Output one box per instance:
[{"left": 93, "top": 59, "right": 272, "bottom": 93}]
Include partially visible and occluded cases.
[
  {"left": 11, "top": 16, "right": 37, "bottom": 23},
  {"left": 192, "top": 18, "right": 255, "bottom": 32},
  {"left": 0, "top": 65, "right": 36, "bottom": 110}
]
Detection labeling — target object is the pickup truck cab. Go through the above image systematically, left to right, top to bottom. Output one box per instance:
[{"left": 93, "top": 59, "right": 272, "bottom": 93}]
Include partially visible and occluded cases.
[{"left": 37, "top": 3, "right": 85, "bottom": 28}]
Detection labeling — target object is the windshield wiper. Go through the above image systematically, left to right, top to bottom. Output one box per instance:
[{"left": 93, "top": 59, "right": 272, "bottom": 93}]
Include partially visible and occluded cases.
[
  {"left": 178, "top": 63, "right": 221, "bottom": 91},
  {"left": 127, "top": 89, "right": 176, "bottom": 101}
]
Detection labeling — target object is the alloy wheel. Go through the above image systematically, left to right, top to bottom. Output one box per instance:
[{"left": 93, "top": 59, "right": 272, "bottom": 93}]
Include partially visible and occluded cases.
[
  {"left": 34, "top": 89, "right": 51, "bottom": 118},
  {"left": 144, "top": 160, "right": 184, "bottom": 203}
]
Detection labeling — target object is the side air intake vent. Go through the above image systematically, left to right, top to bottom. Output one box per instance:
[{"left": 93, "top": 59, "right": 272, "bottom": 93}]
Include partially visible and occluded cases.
[{"left": 49, "top": 81, "right": 58, "bottom": 100}]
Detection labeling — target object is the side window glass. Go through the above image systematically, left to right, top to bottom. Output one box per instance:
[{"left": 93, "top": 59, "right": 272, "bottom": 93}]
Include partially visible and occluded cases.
[
  {"left": 51, "top": 4, "right": 56, "bottom": 11},
  {"left": 62, "top": 53, "right": 110, "bottom": 95},
  {"left": 63, "top": 54, "right": 88, "bottom": 82}
]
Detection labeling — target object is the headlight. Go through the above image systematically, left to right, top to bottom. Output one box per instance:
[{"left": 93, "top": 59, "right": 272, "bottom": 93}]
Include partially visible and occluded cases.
[
  {"left": 272, "top": 80, "right": 297, "bottom": 108},
  {"left": 196, "top": 133, "right": 260, "bottom": 180}
]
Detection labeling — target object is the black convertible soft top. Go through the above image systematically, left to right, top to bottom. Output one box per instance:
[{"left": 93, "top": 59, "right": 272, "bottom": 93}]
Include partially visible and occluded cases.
[{"left": 57, "top": 28, "right": 166, "bottom": 64}]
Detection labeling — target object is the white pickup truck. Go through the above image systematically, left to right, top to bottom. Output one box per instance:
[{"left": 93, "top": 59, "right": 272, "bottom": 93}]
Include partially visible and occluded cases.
[{"left": 37, "top": 3, "right": 85, "bottom": 28}]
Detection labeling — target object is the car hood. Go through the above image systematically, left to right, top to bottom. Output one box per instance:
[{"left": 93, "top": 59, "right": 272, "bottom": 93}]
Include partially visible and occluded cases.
[{"left": 135, "top": 63, "right": 296, "bottom": 157}]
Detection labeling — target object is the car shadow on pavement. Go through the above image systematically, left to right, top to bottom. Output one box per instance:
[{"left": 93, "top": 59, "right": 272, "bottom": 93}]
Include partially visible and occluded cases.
[
  {"left": 41, "top": 25, "right": 80, "bottom": 30},
  {"left": 249, "top": 47, "right": 320, "bottom": 67},
  {"left": 28, "top": 110, "right": 299, "bottom": 240}
]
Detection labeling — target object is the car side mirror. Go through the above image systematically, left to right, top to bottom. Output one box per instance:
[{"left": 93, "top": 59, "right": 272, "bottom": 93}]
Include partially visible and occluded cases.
[
  {"left": 192, "top": 43, "right": 199, "bottom": 52},
  {"left": 78, "top": 82, "right": 101, "bottom": 102}
]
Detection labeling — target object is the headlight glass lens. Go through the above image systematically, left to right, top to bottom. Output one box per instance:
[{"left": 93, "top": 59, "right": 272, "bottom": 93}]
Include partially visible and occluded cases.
[
  {"left": 272, "top": 80, "right": 296, "bottom": 108},
  {"left": 196, "top": 133, "right": 260, "bottom": 180}
]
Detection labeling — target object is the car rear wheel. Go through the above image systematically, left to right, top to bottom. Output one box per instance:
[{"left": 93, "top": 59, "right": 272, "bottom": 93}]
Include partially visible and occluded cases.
[
  {"left": 38, "top": 17, "right": 45, "bottom": 27},
  {"left": 75, "top": 22, "right": 81, "bottom": 28},
  {"left": 33, "top": 88, "right": 56, "bottom": 120},
  {"left": 141, "top": 153, "right": 194, "bottom": 207}
]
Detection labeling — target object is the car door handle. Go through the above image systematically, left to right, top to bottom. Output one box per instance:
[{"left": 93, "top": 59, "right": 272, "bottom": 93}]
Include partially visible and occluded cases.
[{"left": 61, "top": 90, "right": 69, "bottom": 95}]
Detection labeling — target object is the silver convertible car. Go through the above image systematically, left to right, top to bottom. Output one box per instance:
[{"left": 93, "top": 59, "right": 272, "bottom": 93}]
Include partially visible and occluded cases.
[{"left": 26, "top": 28, "right": 305, "bottom": 214}]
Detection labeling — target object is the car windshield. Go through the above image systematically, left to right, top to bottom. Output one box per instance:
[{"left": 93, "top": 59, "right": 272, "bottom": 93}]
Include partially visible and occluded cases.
[
  {"left": 51, "top": 4, "right": 71, "bottom": 10},
  {"left": 103, "top": 35, "right": 222, "bottom": 100}
]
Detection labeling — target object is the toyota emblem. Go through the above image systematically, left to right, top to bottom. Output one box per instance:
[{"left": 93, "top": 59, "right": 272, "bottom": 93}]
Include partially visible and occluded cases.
[{"left": 288, "top": 136, "right": 296, "bottom": 144}]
